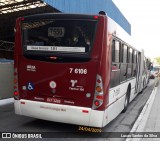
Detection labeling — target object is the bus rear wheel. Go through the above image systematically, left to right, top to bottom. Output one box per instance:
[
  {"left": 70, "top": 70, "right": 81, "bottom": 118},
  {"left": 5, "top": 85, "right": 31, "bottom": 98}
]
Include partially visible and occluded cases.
[
  {"left": 140, "top": 78, "right": 146, "bottom": 94},
  {"left": 143, "top": 79, "right": 146, "bottom": 89},
  {"left": 122, "top": 88, "right": 130, "bottom": 113}
]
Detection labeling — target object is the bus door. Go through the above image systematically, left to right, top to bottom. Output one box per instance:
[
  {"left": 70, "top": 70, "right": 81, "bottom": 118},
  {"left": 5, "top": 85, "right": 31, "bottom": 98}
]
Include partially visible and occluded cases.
[{"left": 135, "top": 52, "right": 141, "bottom": 93}]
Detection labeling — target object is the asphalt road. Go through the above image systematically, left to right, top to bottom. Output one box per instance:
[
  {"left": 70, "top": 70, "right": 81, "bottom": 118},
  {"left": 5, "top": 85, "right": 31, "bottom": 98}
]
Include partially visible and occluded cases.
[{"left": 0, "top": 79, "right": 155, "bottom": 141}]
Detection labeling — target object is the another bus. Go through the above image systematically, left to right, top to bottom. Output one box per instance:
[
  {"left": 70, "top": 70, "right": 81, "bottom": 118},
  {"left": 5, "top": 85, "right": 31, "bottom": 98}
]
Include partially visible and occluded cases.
[
  {"left": 14, "top": 13, "right": 150, "bottom": 127},
  {"left": 145, "top": 58, "right": 152, "bottom": 82}
]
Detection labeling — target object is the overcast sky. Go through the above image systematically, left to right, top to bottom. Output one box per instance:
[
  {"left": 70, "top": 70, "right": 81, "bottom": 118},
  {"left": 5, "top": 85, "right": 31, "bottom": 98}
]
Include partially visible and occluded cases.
[{"left": 112, "top": 0, "right": 160, "bottom": 59}]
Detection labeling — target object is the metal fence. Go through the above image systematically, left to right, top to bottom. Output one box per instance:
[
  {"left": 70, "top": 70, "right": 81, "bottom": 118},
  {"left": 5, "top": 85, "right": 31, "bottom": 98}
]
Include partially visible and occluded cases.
[{"left": 0, "top": 40, "right": 14, "bottom": 59}]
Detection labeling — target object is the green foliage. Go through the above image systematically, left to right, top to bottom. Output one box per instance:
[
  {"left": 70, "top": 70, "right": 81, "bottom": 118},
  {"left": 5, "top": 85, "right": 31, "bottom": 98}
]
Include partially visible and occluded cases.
[{"left": 154, "top": 57, "right": 160, "bottom": 65}]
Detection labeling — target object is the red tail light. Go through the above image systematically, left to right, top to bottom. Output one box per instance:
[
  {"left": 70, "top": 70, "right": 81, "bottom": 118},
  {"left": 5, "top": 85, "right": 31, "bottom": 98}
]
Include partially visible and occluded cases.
[
  {"left": 94, "top": 15, "right": 99, "bottom": 19},
  {"left": 14, "top": 68, "right": 19, "bottom": 99},
  {"left": 92, "top": 74, "right": 104, "bottom": 109},
  {"left": 97, "top": 79, "right": 101, "bottom": 83},
  {"left": 14, "top": 91, "right": 19, "bottom": 96},
  {"left": 96, "top": 95, "right": 103, "bottom": 100},
  {"left": 94, "top": 101, "right": 100, "bottom": 106}
]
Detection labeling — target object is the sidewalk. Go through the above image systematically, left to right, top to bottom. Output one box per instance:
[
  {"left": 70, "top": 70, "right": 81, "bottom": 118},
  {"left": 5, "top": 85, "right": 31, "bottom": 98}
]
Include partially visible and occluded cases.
[
  {"left": 126, "top": 79, "right": 160, "bottom": 141},
  {"left": 141, "top": 80, "right": 160, "bottom": 140},
  {"left": 0, "top": 98, "right": 14, "bottom": 106}
]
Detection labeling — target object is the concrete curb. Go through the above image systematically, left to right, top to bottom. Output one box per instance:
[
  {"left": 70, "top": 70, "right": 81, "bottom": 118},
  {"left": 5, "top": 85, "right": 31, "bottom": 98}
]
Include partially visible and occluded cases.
[
  {"left": 125, "top": 80, "right": 159, "bottom": 141},
  {"left": 0, "top": 98, "right": 14, "bottom": 106}
]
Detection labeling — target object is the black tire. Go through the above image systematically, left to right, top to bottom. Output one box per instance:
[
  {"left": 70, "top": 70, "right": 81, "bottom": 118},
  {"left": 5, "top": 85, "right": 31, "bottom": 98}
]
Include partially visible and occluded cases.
[
  {"left": 147, "top": 77, "right": 150, "bottom": 84},
  {"left": 140, "top": 79, "right": 146, "bottom": 94},
  {"left": 143, "top": 79, "right": 146, "bottom": 89},
  {"left": 122, "top": 88, "right": 130, "bottom": 113}
]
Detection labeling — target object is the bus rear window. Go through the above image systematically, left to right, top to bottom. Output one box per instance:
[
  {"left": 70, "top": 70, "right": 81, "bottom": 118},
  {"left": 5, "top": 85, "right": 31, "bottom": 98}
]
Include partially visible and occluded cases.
[{"left": 22, "top": 19, "right": 97, "bottom": 57}]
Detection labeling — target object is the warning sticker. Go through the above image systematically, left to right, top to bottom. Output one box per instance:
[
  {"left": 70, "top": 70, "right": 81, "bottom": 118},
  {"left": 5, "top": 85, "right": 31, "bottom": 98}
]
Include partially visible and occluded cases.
[{"left": 27, "top": 82, "right": 34, "bottom": 91}]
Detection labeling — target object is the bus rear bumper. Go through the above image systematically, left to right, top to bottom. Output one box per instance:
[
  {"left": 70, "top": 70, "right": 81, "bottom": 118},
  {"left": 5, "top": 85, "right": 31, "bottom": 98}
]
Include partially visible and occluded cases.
[{"left": 14, "top": 99, "right": 104, "bottom": 127}]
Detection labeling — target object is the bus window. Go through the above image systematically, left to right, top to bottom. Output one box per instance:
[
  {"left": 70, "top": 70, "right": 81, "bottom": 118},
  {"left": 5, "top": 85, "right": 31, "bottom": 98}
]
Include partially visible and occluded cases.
[
  {"left": 22, "top": 19, "right": 97, "bottom": 60},
  {"left": 111, "top": 40, "right": 120, "bottom": 88},
  {"left": 112, "top": 40, "right": 120, "bottom": 63},
  {"left": 112, "top": 40, "right": 115, "bottom": 62},
  {"left": 114, "top": 41, "right": 120, "bottom": 63},
  {"left": 120, "top": 44, "right": 127, "bottom": 82},
  {"left": 123, "top": 45, "right": 127, "bottom": 63},
  {"left": 127, "top": 48, "right": 133, "bottom": 78},
  {"left": 129, "top": 48, "right": 133, "bottom": 63},
  {"left": 132, "top": 50, "right": 137, "bottom": 77},
  {"left": 133, "top": 50, "right": 137, "bottom": 63}
]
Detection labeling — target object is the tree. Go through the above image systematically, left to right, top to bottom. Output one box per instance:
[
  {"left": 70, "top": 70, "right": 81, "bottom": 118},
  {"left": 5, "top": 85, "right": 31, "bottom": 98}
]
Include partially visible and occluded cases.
[{"left": 154, "top": 57, "right": 160, "bottom": 65}]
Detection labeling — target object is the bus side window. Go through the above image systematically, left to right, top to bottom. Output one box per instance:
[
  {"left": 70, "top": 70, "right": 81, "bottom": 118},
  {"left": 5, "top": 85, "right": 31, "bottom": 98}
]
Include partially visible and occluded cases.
[
  {"left": 110, "top": 40, "right": 120, "bottom": 88},
  {"left": 120, "top": 44, "right": 127, "bottom": 82},
  {"left": 127, "top": 47, "right": 133, "bottom": 78},
  {"left": 132, "top": 50, "right": 137, "bottom": 77},
  {"left": 144, "top": 57, "right": 147, "bottom": 73}
]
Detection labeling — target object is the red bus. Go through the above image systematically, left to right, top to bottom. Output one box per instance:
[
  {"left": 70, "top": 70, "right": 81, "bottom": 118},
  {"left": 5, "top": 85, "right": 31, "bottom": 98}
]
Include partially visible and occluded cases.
[{"left": 14, "top": 13, "right": 150, "bottom": 127}]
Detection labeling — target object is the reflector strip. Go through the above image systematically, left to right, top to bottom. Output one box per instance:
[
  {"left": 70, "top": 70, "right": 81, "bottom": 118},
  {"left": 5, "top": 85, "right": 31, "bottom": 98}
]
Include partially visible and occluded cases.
[
  {"left": 21, "top": 102, "right": 25, "bottom": 104},
  {"left": 82, "top": 110, "right": 89, "bottom": 113}
]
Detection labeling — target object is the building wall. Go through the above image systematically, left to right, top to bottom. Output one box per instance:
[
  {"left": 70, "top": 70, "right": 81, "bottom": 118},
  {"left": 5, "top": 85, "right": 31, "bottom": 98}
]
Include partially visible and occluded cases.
[
  {"left": 43, "top": 0, "right": 131, "bottom": 35},
  {"left": 0, "top": 61, "right": 14, "bottom": 100}
]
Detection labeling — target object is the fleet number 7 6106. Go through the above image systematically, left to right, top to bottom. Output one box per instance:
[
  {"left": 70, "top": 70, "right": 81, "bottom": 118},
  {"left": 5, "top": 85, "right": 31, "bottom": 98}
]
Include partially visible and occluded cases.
[{"left": 69, "top": 68, "right": 87, "bottom": 74}]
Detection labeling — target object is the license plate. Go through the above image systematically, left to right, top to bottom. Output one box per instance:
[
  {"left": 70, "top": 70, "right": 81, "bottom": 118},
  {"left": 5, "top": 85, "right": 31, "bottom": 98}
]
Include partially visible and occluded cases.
[{"left": 47, "top": 97, "right": 62, "bottom": 104}]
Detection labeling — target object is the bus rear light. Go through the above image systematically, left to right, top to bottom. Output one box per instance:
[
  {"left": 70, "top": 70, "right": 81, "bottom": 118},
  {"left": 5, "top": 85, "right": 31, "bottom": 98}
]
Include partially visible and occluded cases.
[
  {"left": 94, "top": 15, "right": 99, "bottom": 19},
  {"left": 14, "top": 68, "right": 19, "bottom": 99},
  {"left": 92, "top": 74, "right": 104, "bottom": 109},
  {"left": 14, "top": 78, "right": 18, "bottom": 84},
  {"left": 97, "top": 79, "right": 101, "bottom": 83},
  {"left": 96, "top": 86, "right": 102, "bottom": 92},
  {"left": 14, "top": 91, "right": 19, "bottom": 96},
  {"left": 96, "top": 95, "right": 103, "bottom": 100},
  {"left": 94, "top": 101, "right": 100, "bottom": 107},
  {"left": 21, "top": 102, "right": 25, "bottom": 104}
]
